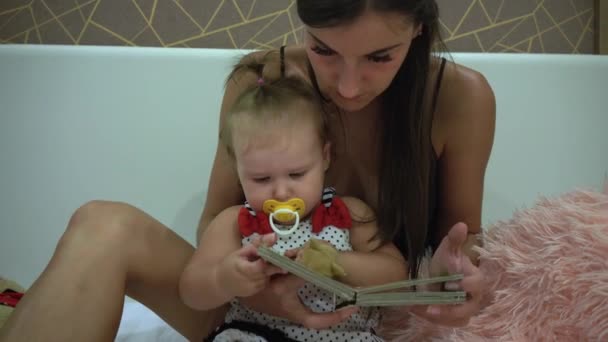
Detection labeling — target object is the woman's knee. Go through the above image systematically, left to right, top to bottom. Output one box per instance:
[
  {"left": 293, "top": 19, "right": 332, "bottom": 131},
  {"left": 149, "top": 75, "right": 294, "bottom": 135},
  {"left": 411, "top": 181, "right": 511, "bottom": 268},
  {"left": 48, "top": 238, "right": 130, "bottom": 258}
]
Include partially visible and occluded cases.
[{"left": 64, "top": 200, "right": 144, "bottom": 247}]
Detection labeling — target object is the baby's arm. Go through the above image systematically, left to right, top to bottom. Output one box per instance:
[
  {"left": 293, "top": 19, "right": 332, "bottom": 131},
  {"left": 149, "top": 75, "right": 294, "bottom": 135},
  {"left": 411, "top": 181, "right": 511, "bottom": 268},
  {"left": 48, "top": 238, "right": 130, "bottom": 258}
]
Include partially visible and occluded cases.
[
  {"left": 334, "top": 197, "right": 408, "bottom": 287},
  {"left": 179, "top": 206, "right": 283, "bottom": 310}
]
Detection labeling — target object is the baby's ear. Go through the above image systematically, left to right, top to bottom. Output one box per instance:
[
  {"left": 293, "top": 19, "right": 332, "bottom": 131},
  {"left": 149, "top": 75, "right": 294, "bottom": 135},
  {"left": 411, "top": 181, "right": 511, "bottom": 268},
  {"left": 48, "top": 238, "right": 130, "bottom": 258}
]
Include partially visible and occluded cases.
[{"left": 323, "top": 142, "right": 331, "bottom": 171}]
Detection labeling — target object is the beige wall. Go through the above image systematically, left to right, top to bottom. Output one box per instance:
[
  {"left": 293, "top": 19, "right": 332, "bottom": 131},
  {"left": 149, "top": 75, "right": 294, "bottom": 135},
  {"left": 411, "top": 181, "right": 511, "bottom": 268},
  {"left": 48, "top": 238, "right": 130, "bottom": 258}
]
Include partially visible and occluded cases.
[
  {"left": 0, "top": 0, "right": 597, "bottom": 53},
  {"left": 598, "top": 0, "right": 607, "bottom": 53}
]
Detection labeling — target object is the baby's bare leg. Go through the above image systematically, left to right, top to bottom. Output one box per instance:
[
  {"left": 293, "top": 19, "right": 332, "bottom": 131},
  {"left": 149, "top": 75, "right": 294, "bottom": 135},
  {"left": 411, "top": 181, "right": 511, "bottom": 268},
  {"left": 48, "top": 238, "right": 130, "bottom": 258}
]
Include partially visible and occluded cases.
[{"left": 0, "top": 200, "right": 225, "bottom": 342}]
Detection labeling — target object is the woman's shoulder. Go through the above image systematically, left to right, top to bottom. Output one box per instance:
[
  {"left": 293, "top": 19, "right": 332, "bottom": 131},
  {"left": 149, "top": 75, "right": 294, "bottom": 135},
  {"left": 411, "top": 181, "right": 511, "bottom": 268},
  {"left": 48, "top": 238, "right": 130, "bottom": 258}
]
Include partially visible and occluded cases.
[
  {"left": 433, "top": 57, "right": 496, "bottom": 155},
  {"left": 436, "top": 57, "right": 495, "bottom": 112},
  {"left": 444, "top": 59, "right": 493, "bottom": 96}
]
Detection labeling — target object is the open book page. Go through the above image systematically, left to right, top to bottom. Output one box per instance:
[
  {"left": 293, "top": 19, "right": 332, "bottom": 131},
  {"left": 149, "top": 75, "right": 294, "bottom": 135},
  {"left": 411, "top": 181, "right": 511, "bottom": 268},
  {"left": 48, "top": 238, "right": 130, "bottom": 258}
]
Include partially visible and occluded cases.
[{"left": 257, "top": 245, "right": 467, "bottom": 307}]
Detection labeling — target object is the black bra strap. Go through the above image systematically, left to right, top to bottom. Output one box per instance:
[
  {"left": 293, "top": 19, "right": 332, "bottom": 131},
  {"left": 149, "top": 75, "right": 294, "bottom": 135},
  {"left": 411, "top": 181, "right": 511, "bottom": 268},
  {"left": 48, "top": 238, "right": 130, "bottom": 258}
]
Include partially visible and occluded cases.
[{"left": 279, "top": 45, "right": 286, "bottom": 78}]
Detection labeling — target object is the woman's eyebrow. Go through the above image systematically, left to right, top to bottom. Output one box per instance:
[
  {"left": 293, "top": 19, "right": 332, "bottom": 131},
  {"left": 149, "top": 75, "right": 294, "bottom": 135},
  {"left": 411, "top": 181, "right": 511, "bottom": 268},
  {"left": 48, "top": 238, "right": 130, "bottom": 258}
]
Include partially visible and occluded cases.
[{"left": 308, "top": 32, "right": 403, "bottom": 55}]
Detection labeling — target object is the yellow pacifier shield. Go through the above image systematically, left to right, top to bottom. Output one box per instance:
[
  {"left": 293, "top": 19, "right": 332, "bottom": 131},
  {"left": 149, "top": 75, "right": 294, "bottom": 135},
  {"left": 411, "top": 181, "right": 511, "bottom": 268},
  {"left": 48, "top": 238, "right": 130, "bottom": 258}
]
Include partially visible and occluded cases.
[{"left": 262, "top": 198, "right": 305, "bottom": 223}]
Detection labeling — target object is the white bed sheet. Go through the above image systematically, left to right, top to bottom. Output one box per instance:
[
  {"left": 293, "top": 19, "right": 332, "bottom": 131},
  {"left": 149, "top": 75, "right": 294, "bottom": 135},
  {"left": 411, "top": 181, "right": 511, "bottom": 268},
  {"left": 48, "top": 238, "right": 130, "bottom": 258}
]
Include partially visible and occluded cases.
[{"left": 116, "top": 300, "right": 187, "bottom": 342}]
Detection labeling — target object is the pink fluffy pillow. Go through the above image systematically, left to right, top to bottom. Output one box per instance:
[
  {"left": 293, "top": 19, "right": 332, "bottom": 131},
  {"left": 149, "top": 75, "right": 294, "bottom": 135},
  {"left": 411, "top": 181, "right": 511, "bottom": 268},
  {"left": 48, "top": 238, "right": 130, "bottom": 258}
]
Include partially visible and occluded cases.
[{"left": 378, "top": 185, "right": 608, "bottom": 341}]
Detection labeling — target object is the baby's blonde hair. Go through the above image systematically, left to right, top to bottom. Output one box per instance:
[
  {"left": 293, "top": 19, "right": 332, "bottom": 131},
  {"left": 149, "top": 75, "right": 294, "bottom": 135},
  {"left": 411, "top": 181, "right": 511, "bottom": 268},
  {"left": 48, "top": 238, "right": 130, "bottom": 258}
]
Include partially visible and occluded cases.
[{"left": 221, "top": 74, "right": 330, "bottom": 159}]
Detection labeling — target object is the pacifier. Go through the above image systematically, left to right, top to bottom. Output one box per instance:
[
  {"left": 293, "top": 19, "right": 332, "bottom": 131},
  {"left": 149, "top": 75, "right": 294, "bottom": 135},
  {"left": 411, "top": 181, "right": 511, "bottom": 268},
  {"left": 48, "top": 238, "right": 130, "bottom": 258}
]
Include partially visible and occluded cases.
[{"left": 262, "top": 198, "right": 306, "bottom": 236}]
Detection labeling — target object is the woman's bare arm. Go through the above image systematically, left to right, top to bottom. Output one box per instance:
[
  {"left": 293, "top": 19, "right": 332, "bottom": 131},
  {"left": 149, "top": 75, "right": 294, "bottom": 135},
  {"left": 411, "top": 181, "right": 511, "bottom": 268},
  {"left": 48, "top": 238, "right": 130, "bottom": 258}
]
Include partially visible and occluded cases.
[
  {"left": 434, "top": 63, "right": 496, "bottom": 261},
  {"left": 407, "top": 64, "right": 495, "bottom": 327}
]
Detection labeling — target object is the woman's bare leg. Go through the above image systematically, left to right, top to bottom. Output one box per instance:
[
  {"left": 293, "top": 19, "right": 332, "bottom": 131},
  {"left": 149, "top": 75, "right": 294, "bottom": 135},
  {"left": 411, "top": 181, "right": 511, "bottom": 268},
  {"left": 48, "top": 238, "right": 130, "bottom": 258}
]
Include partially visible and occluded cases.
[{"left": 0, "top": 200, "right": 225, "bottom": 342}]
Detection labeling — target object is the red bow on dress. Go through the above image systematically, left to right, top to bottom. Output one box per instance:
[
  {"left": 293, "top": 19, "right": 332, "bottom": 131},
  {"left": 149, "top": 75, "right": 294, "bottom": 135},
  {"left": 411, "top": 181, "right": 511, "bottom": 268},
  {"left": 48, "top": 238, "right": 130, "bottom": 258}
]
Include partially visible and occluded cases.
[{"left": 237, "top": 197, "right": 352, "bottom": 237}]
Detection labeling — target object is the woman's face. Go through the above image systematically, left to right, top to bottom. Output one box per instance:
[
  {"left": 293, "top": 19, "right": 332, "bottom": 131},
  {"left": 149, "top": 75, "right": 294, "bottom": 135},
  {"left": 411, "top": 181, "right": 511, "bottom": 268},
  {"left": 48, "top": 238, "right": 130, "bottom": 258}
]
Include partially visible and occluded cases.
[{"left": 305, "top": 10, "right": 420, "bottom": 112}]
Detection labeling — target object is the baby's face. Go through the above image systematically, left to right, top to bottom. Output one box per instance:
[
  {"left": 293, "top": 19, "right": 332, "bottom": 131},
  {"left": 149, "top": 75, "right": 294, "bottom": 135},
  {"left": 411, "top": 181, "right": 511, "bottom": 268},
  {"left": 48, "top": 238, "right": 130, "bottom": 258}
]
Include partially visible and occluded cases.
[{"left": 233, "top": 116, "right": 329, "bottom": 218}]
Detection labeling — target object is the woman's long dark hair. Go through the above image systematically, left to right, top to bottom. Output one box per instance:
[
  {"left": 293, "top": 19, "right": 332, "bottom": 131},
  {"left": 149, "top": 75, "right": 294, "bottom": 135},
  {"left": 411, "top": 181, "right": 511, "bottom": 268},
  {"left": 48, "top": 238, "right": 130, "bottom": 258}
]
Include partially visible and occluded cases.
[{"left": 298, "top": 0, "right": 446, "bottom": 279}]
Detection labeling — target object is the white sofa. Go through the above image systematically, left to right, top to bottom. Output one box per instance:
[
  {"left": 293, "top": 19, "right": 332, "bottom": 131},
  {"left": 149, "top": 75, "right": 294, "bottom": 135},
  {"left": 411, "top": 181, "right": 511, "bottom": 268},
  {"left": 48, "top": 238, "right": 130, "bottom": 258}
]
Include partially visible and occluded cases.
[{"left": 0, "top": 45, "right": 607, "bottom": 340}]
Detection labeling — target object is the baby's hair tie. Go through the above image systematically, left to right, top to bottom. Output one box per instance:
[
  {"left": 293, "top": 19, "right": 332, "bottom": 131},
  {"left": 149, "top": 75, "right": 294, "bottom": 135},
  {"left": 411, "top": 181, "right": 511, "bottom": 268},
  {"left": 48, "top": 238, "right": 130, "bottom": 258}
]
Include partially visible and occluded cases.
[{"left": 257, "top": 77, "right": 264, "bottom": 86}]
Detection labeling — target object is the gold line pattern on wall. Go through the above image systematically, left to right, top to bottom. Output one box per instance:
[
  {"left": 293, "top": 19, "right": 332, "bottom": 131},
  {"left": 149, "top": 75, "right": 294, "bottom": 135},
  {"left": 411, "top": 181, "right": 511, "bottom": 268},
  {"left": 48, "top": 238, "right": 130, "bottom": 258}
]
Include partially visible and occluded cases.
[{"left": 0, "top": 0, "right": 595, "bottom": 53}]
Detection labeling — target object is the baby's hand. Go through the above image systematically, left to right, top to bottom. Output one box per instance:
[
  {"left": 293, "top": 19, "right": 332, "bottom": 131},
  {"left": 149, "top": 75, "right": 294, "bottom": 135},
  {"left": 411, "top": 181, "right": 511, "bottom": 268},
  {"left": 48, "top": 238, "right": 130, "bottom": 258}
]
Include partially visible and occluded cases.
[{"left": 218, "top": 243, "right": 286, "bottom": 298}]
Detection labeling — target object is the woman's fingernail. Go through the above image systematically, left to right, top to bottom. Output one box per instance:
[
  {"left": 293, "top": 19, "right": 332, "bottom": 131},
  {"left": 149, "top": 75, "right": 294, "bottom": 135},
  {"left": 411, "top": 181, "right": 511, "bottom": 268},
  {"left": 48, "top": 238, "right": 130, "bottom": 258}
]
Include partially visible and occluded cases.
[
  {"left": 444, "top": 281, "right": 461, "bottom": 291},
  {"left": 427, "top": 306, "right": 441, "bottom": 316}
]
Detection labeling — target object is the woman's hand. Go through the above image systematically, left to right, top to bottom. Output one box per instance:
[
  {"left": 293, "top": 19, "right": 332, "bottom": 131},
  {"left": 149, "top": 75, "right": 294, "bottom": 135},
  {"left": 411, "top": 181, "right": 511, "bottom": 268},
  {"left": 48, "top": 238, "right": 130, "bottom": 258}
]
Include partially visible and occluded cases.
[
  {"left": 411, "top": 222, "right": 484, "bottom": 327},
  {"left": 238, "top": 273, "right": 358, "bottom": 329}
]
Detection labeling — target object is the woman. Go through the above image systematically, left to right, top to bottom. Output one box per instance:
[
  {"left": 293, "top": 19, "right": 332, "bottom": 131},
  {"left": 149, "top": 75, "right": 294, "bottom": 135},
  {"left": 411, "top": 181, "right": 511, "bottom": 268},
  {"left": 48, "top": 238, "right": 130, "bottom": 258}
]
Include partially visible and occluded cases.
[{"left": 0, "top": 0, "right": 494, "bottom": 341}]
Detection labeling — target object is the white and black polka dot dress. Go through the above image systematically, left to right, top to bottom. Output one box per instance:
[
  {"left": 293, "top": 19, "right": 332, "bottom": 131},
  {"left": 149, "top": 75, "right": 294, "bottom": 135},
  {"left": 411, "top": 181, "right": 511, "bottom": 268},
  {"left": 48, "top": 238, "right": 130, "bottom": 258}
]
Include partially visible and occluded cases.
[{"left": 216, "top": 195, "right": 383, "bottom": 341}]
